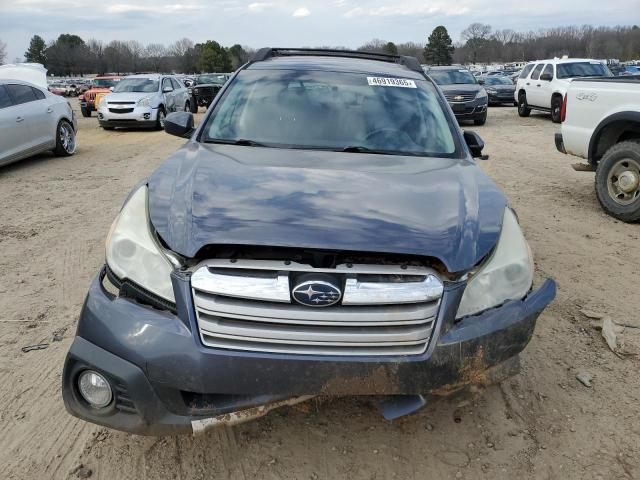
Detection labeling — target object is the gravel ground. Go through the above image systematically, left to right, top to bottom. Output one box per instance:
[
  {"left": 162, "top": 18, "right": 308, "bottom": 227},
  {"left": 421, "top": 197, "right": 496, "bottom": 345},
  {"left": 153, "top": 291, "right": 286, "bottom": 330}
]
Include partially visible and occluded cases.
[{"left": 1, "top": 103, "right": 639, "bottom": 480}]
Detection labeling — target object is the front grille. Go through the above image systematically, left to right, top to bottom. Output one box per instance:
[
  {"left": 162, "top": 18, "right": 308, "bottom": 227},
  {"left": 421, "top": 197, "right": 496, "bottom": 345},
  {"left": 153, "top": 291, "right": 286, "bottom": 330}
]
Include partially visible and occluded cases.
[
  {"left": 444, "top": 92, "right": 476, "bottom": 103},
  {"left": 109, "top": 108, "right": 134, "bottom": 114},
  {"left": 191, "top": 259, "right": 443, "bottom": 356}
]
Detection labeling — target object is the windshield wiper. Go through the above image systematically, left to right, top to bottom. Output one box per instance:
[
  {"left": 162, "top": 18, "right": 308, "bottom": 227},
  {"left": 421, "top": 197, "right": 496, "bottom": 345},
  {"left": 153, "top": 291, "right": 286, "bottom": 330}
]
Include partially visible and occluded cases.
[
  {"left": 205, "top": 138, "right": 266, "bottom": 147},
  {"left": 342, "top": 146, "right": 420, "bottom": 156}
]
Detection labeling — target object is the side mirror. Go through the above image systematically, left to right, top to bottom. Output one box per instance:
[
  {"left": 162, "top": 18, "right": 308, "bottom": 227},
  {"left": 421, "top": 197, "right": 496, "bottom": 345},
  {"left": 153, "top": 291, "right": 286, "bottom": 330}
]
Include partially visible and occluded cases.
[
  {"left": 540, "top": 73, "right": 553, "bottom": 81},
  {"left": 163, "top": 87, "right": 173, "bottom": 93},
  {"left": 165, "top": 111, "right": 195, "bottom": 138},
  {"left": 463, "top": 130, "right": 489, "bottom": 160}
]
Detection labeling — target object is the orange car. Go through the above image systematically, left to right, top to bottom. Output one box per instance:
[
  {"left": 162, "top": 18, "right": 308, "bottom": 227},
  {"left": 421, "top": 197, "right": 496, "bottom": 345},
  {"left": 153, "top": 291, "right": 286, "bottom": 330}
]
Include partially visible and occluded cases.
[{"left": 79, "top": 76, "right": 122, "bottom": 117}]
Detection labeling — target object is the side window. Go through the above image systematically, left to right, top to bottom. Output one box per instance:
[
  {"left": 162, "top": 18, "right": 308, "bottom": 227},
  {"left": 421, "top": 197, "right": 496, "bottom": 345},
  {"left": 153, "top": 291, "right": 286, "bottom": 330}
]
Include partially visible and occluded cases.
[
  {"left": 519, "top": 64, "right": 534, "bottom": 79},
  {"left": 530, "top": 64, "right": 544, "bottom": 81},
  {"left": 542, "top": 64, "right": 554, "bottom": 79},
  {"left": 162, "top": 78, "right": 173, "bottom": 92},
  {"left": 170, "top": 78, "right": 182, "bottom": 89},
  {"left": 6, "top": 84, "right": 37, "bottom": 105},
  {"left": 0, "top": 85, "right": 13, "bottom": 109},
  {"left": 32, "top": 87, "right": 46, "bottom": 100}
]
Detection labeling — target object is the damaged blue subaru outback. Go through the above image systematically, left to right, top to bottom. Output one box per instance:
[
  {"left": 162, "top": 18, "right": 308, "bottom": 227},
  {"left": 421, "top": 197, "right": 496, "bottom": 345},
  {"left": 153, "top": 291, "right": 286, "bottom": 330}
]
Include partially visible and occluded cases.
[{"left": 63, "top": 49, "right": 556, "bottom": 435}]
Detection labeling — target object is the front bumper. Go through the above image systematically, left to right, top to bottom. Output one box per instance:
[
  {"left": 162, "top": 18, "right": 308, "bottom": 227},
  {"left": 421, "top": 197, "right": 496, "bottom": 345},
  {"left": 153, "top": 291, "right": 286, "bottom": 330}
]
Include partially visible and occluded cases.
[
  {"left": 487, "top": 92, "right": 516, "bottom": 104},
  {"left": 448, "top": 99, "right": 487, "bottom": 120},
  {"left": 97, "top": 104, "right": 158, "bottom": 128},
  {"left": 63, "top": 268, "right": 556, "bottom": 435}
]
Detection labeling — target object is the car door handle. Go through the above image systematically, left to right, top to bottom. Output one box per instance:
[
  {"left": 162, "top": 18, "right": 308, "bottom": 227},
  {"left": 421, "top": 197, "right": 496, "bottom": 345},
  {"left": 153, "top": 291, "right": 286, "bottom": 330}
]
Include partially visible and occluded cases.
[
  {"left": 526, "top": 82, "right": 530, "bottom": 85},
  {"left": 536, "top": 84, "right": 541, "bottom": 87},
  {"left": 46, "top": 107, "right": 53, "bottom": 113},
  {"left": 16, "top": 116, "right": 24, "bottom": 122}
]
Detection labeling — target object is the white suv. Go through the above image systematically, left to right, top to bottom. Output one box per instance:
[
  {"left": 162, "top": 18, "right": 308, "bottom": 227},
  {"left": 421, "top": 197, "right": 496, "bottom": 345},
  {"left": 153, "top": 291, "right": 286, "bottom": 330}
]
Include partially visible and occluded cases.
[{"left": 515, "top": 58, "right": 611, "bottom": 123}]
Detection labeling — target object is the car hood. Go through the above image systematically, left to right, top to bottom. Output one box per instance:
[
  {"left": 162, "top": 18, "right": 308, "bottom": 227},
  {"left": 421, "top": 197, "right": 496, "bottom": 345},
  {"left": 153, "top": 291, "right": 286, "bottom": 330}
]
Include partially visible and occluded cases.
[
  {"left": 194, "top": 83, "right": 224, "bottom": 88},
  {"left": 437, "top": 83, "right": 482, "bottom": 94},
  {"left": 486, "top": 84, "right": 515, "bottom": 92},
  {"left": 105, "top": 91, "right": 156, "bottom": 103},
  {"left": 148, "top": 144, "right": 507, "bottom": 273}
]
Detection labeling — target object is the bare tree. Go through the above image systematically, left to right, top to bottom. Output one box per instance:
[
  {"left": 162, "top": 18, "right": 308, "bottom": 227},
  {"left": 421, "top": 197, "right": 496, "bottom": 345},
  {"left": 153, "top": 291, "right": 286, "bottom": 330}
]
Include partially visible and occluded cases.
[
  {"left": 0, "top": 39, "right": 6, "bottom": 64},
  {"left": 145, "top": 43, "right": 167, "bottom": 72}
]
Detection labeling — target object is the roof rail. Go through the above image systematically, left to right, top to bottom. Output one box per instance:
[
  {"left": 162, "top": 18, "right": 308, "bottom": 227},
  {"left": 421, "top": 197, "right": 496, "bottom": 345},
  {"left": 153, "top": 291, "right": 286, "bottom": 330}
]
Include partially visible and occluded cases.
[{"left": 249, "top": 48, "right": 423, "bottom": 74}]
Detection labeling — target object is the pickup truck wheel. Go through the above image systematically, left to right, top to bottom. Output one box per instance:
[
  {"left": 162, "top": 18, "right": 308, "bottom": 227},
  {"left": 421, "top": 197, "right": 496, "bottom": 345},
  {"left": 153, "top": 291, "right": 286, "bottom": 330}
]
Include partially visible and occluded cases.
[
  {"left": 517, "top": 93, "right": 531, "bottom": 117},
  {"left": 551, "top": 96, "right": 562, "bottom": 123},
  {"left": 184, "top": 101, "right": 191, "bottom": 112},
  {"left": 80, "top": 106, "right": 91, "bottom": 118},
  {"left": 53, "top": 120, "right": 77, "bottom": 156},
  {"left": 595, "top": 141, "right": 640, "bottom": 222}
]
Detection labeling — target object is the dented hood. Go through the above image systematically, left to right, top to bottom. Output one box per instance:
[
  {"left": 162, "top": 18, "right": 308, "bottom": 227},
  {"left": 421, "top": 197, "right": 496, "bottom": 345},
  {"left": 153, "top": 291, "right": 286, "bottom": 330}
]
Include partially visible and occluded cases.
[{"left": 148, "top": 143, "right": 506, "bottom": 273}]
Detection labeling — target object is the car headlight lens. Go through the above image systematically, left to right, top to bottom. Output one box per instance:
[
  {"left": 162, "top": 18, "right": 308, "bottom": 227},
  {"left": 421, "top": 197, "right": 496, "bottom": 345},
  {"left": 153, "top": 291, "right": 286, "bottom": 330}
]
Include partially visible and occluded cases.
[
  {"left": 475, "top": 88, "right": 488, "bottom": 100},
  {"left": 137, "top": 96, "right": 152, "bottom": 107},
  {"left": 106, "top": 186, "right": 176, "bottom": 303},
  {"left": 456, "top": 208, "right": 534, "bottom": 319}
]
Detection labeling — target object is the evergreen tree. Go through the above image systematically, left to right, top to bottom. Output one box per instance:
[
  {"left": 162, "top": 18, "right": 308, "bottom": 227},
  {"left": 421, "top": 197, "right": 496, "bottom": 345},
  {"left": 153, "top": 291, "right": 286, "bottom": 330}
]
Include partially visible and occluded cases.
[
  {"left": 424, "top": 26, "right": 454, "bottom": 65},
  {"left": 25, "top": 35, "right": 47, "bottom": 64}
]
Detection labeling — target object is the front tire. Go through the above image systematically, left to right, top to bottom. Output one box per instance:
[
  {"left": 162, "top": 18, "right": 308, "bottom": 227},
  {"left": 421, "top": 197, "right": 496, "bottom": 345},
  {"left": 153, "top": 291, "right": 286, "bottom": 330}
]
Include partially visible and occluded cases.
[
  {"left": 518, "top": 93, "right": 531, "bottom": 117},
  {"left": 551, "top": 96, "right": 562, "bottom": 123},
  {"left": 156, "top": 107, "right": 166, "bottom": 130},
  {"left": 474, "top": 112, "right": 487, "bottom": 126},
  {"left": 53, "top": 120, "right": 76, "bottom": 156},
  {"left": 595, "top": 141, "right": 640, "bottom": 222}
]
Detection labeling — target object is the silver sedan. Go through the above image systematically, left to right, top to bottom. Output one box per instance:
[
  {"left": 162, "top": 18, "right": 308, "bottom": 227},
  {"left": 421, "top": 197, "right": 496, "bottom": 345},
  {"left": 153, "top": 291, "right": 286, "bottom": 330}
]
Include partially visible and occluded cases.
[{"left": 0, "top": 79, "right": 77, "bottom": 167}]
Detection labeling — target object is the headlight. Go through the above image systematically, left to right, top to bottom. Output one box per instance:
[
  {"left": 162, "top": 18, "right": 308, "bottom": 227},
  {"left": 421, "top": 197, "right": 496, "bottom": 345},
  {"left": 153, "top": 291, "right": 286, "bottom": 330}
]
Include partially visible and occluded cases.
[
  {"left": 187, "top": 87, "right": 193, "bottom": 94},
  {"left": 475, "top": 89, "right": 488, "bottom": 100},
  {"left": 137, "top": 96, "right": 153, "bottom": 107},
  {"left": 106, "top": 186, "right": 176, "bottom": 303},
  {"left": 456, "top": 208, "right": 534, "bottom": 319}
]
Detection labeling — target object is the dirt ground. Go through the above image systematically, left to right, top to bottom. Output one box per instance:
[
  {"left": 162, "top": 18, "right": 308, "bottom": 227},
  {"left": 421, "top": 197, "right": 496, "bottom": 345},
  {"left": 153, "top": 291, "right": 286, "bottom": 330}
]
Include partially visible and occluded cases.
[{"left": 1, "top": 102, "right": 639, "bottom": 480}]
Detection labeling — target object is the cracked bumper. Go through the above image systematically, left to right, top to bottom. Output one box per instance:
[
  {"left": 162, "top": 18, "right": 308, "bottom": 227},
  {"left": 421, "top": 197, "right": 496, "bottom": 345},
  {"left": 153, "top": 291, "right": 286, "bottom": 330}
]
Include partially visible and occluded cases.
[{"left": 62, "top": 268, "right": 556, "bottom": 435}]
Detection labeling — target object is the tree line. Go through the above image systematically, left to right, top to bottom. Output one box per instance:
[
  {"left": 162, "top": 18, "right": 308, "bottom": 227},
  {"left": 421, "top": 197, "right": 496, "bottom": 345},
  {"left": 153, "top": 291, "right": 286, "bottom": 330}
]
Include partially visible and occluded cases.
[
  {"left": 5, "top": 23, "right": 640, "bottom": 75},
  {"left": 21, "top": 34, "right": 251, "bottom": 76}
]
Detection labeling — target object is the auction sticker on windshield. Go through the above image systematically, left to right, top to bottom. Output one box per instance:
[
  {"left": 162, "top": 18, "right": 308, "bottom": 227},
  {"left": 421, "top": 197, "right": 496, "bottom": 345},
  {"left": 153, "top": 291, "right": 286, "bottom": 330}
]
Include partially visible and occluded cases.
[{"left": 367, "top": 77, "right": 417, "bottom": 88}]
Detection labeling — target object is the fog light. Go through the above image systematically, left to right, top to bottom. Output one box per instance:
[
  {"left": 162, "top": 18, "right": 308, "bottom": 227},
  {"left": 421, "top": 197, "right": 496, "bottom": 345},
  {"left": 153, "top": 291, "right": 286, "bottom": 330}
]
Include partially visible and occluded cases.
[
  {"left": 143, "top": 113, "right": 150, "bottom": 120},
  {"left": 78, "top": 370, "right": 112, "bottom": 408}
]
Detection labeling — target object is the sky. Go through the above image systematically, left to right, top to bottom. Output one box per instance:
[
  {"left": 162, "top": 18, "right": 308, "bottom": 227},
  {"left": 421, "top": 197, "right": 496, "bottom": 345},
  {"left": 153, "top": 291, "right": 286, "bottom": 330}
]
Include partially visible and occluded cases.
[{"left": 1, "top": 0, "right": 638, "bottom": 62}]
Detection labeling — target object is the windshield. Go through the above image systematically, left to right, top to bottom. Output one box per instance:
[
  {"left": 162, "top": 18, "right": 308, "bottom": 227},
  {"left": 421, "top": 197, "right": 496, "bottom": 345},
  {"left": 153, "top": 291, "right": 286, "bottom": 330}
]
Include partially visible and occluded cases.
[
  {"left": 557, "top": 62, "right": 611, "bottom": 79},
  {"left": 202, "top": 69, "right": 458, "bottom": 157},
  {"left": 428, "top": 69, "right": 477, "bottom": 85},
  {"left": 196, "top": 74, "right": 227, "bottom": 85},
  {"left": 483, "top": 77, "right": 513, "bottom": 86},
  {"left": 93, "top": 78, "right": 119, "bottom": 88},
  {"left": 113, "top": 78, "right": 159, "bottom": 93}
]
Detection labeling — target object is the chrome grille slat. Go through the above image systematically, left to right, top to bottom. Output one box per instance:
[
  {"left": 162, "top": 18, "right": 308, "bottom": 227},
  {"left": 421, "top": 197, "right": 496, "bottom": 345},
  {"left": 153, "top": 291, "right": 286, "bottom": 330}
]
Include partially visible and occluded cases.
[
  {"left": 444, "top": 92, "right": 476, "bottom": 102},
  {"left": 191, "top": 260, "right": 442, "bottom": 356}
]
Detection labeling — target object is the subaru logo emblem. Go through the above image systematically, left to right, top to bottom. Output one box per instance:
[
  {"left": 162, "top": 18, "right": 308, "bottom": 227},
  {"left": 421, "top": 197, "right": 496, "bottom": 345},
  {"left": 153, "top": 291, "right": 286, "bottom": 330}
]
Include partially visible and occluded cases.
[{"left": 292, "top": 280, "right": 341, "bottom": 307}]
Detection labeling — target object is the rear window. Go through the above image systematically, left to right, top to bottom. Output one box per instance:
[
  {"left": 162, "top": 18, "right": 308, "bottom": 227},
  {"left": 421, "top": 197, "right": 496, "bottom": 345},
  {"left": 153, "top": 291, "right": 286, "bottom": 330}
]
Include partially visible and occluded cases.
[
  {"left": 556, "top": 62, "right": 611, "bottom": 79},
  {"left": 519, "top": 64, "right": 534, "bottom": 79},
  {"left": 530, "top": 64, "right": 544, "bottom": 80},
  {"left": 202, "top": 69, "right": 459, "bottom": 157},
  {"left": 6, "top": 84, "right": 37, "bottom": 105},
  {"left": 0, "top": 85, "right": 12, "bottom": 109}
]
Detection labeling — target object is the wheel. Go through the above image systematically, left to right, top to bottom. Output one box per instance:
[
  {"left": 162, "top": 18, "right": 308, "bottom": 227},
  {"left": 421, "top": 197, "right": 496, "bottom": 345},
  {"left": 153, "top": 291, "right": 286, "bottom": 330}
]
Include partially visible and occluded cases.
[
  {"left": 517, "top": 93, "right": 531, "bottom": 117},
  {"left": 551, "top": 96, "right": 562, "bottom": 123},
  {"left": 189, "top": 99, "right": 198, "bottom": 114},
  {"left": 80, "top": 106, "right": 91, "bottom": 117},
  {"left": 156, "top": 106, "right": 166, "bottom": 130},
  {"left": 474, "top": 112, "right": 487, "bottom": 126},
  {"left": 53, "top": 120, "right": 76, "bottom": 156},
  {"left": 595, "top": 141, "right": 640, "bottom": 222}
]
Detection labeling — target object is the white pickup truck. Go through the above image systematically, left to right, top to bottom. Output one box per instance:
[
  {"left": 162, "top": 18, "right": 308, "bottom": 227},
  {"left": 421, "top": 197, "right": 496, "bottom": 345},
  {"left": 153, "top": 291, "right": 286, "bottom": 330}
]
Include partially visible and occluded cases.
[{"left": 555, "top": 76, "right": 640, "bottom": 221}]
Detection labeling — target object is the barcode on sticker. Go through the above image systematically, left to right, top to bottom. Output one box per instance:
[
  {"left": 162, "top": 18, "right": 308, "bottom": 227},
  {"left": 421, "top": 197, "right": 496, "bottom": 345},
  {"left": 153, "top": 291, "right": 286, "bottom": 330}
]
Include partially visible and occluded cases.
[{"left": 367, "top": 77, "right": 417, "bottom": 88}]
